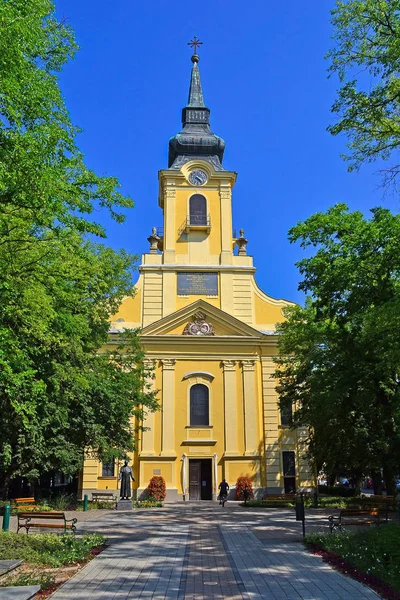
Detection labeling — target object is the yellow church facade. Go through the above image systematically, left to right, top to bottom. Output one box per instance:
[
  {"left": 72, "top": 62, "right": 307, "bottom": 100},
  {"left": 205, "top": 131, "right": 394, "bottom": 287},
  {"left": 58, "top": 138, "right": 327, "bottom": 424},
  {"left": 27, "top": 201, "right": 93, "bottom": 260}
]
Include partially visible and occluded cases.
[{"left": 79, "top": 51, "right": 313, "bottom": 501}]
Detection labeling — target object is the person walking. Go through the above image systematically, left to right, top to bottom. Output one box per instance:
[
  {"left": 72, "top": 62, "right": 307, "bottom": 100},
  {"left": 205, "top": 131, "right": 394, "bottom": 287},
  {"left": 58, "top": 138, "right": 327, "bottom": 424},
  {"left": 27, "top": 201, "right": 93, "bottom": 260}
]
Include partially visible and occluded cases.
[{"left": 218, "top": 478, "right": 229, "bottom": 507}]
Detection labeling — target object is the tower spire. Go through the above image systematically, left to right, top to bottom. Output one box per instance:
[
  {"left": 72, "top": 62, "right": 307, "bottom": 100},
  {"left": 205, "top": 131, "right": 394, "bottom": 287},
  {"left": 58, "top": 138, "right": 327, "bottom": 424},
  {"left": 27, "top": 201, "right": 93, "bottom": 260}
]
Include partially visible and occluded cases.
[
  {"left": 168, "top": 40, "right": 226, "bottom": 170},
  {"left": 187, "top": 55, "right": 205, "bottom": 108}
]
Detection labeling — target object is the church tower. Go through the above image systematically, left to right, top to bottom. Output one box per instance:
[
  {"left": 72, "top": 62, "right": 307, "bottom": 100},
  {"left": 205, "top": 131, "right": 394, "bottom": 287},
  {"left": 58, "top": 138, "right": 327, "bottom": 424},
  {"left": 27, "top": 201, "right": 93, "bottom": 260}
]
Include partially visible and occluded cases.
[{"left": 79, "top": 45, "right": 314, "bottom": 501}]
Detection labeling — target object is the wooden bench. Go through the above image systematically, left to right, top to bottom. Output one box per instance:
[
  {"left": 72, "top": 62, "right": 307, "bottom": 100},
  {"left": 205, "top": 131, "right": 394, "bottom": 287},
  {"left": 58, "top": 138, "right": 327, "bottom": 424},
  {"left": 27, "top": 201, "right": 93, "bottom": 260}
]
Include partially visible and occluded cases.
[
  {"left": 91, "top": 492, "right": 117, "bottom": 502},
  {"left": 262, "top": 494, "right": 297, "bottom": 506},
  {"left": 361, "top": 495, "right": 395, "bottom": 517},
  {"left": 13, "top": 497, "right": 38, "bottom": 510},
  {"left": 328, "top": 509, "right": 383, "bottom": 533},
  {"left": 17, "top": 511, "right": 77, "bottom": 534}
]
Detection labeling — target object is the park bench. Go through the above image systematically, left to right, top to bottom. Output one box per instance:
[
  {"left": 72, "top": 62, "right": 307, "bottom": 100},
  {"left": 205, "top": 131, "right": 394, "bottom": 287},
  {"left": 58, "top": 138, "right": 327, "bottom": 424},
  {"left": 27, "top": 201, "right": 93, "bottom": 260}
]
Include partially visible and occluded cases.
[
  {"left": 91, "top": 492, "right": 117, "bottom": 503},
  {"left": 262, "top": 493, "right": 297, "bottom": 506},
  {"left": 361, "top": 495, "right": 395, "bottom": 518},
  {"left": 13, "top": 497, "right": 38, "bottom": 510},
  {"left": 328, "top": 508, "right": 383, "bottom": 533},
  {"left": 17, "top": 511, "right": 77, "bottom": 534}
]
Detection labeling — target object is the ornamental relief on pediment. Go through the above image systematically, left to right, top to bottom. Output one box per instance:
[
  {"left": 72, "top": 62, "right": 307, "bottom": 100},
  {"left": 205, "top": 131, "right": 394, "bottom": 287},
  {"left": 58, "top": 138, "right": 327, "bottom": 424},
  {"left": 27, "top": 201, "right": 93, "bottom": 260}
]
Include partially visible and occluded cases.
[{"left": 183, "top": 312, "right": 215, "bottom": 336}]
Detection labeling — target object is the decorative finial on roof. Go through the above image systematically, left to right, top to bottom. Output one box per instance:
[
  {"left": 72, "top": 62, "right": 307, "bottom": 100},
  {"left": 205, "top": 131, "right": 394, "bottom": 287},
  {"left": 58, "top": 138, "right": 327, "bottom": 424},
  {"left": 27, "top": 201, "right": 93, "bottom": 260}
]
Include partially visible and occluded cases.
[{"left": 188, "top": 36, "right": 203, "bottom": 63}]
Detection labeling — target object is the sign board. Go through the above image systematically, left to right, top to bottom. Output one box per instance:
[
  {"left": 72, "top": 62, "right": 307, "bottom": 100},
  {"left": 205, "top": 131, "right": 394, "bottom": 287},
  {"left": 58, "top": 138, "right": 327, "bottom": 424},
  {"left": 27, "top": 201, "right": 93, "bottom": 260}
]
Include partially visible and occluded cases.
[
  {"left": 177, "top": 272, "right": 218, "bottom": 296},
  {"left": 153, "top": 469, "right": 161, "bottom": 475}
]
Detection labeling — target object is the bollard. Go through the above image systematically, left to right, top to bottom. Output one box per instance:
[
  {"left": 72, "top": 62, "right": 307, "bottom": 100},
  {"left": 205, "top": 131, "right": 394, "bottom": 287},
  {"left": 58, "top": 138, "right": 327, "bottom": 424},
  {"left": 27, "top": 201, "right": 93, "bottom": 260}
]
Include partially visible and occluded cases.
[
  {"left": 313, "top": 490, "right": 318, "bottom": 508},
  {"left": 83, "top": 494, "right": 89, "bottom": 512},
  {"left": 295, "top": 494, "right": 306, "bottom": 538},
  {"left": 2, "top": 505, "right": 10, "bottom": 532}
]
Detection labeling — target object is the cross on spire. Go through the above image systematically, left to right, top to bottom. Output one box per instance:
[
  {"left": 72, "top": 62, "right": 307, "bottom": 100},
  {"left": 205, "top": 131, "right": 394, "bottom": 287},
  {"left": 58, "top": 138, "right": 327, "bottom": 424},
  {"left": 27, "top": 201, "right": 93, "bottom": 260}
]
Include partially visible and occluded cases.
[{"left": 188, "top": 36, "right": 203, "bottom": 56}]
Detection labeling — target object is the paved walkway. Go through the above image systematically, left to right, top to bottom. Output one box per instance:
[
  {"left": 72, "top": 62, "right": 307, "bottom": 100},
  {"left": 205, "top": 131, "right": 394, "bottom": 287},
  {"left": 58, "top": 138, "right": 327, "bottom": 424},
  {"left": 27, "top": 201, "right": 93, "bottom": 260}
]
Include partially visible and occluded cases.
[{"left": 51, "top": 503, "right": 380, "bottom": 599}]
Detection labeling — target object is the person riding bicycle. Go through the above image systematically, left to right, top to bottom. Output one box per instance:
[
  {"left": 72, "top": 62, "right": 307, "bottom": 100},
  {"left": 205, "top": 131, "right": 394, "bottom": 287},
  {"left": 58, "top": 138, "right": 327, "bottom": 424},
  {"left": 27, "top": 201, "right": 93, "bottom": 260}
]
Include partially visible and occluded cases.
[{"left": 218, "top": 479, "right": 229, "bottom": 506}]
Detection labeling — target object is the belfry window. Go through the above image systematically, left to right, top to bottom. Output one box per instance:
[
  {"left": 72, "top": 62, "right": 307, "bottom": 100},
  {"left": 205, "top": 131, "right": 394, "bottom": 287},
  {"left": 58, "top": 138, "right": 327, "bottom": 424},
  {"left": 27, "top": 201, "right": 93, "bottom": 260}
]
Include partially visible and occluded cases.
[
  {"left": 189, "top": 194, "right": 207, "bottom": 226},
  {"left": 190, "top": 384, "right": 209, "bottom": 426}
]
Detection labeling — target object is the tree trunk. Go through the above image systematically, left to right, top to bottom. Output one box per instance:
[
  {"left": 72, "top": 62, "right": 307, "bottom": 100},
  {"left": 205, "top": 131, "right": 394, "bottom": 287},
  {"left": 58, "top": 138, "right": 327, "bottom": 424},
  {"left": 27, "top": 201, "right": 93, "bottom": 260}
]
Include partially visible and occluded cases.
[
  {"left": 383, "top": 464, "right": 396, "bottom": 497},
  {"left": 371, "top": 471, "right": 383, "bottom": 495},
  {"left": 352, "top": 473, "right": 362, "bottom": 496}
]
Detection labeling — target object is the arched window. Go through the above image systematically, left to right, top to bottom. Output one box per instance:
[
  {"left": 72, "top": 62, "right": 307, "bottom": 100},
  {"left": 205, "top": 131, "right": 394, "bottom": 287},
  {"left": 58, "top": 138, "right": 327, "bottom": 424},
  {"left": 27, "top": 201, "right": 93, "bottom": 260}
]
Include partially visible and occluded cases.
[
  {"left": 189, "top": 194, "right": 207, "bottom": 226},
  {"left": 190, "top": 384, "right": 209, "bottom": 426}
]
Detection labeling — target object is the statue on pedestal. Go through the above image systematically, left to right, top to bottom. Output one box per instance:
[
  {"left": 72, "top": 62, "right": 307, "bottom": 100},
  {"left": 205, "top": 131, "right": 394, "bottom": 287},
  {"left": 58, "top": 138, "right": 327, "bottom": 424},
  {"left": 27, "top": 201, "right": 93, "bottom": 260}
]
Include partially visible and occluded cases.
[{"left": 119, "top": 460, "right": 135, "bottom": 499}]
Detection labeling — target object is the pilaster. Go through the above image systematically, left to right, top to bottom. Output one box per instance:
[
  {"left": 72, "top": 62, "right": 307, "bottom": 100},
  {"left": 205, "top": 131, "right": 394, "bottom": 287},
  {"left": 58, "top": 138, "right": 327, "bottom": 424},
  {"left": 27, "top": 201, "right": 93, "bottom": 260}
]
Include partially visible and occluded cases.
[
  {"left": 163, "top": 186, "right": 176, "bottom": 263},
  {"left": 219, "top": 186, "right": 233, "bottom": 265},
  {"left": 262, "top": 356, "right": 281, "bottom": 489},
  {"left": 140, "top": 359, "right": 156, "bottom": 456},
  {"left": 161, "top": 359, "right": 176, "bottom": 456},
  {"left": 241, "top": 359, "right": 258, "bottom": 456},
  {"left": 222, "top": 360, "right": 238, "bottom": 455}
]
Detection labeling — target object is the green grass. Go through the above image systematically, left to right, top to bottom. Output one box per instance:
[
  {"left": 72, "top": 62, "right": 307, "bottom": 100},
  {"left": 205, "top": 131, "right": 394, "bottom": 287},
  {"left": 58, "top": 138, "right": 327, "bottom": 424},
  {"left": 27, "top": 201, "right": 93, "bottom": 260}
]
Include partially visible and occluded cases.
[
  {"left": 241, "top": 496, "right": 395, "bottom": 509},
  {"left": 241, "top": 500, "right": 296, "bottom": 508},
  {"left": 305, "top": 524, "right": 400, "bottom": 593},
  {"left": 0, "top": 532, "right": 105, "bottom": 567}
]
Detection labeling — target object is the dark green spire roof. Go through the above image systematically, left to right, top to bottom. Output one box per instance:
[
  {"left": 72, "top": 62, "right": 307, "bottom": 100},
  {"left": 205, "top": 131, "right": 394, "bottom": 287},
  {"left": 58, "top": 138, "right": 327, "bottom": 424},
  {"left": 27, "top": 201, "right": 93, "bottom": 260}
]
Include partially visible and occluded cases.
[
  {"left": 168, "top": 55, "right": 226, "bottom": 170},
  {"left": 187, "top": 58, "right": 205, "bottom": 107}
]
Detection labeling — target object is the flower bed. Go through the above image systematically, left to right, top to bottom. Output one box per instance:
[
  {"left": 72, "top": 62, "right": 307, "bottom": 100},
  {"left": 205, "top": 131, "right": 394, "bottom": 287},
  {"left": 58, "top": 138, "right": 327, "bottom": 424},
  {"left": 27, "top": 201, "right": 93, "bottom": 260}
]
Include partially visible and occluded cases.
[
  {"left": 305, "top": 525, "right": 400, "bottom": 600},
  {"left": 0, "top": 532, "right": 106, "bottom": 596}
]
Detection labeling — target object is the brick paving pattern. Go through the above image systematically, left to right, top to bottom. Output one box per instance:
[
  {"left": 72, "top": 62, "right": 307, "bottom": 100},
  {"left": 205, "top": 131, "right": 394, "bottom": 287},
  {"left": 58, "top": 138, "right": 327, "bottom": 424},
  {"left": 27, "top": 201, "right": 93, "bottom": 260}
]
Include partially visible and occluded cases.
[{"left": 51, "top": 503, "right": 381, "bottom": 599}]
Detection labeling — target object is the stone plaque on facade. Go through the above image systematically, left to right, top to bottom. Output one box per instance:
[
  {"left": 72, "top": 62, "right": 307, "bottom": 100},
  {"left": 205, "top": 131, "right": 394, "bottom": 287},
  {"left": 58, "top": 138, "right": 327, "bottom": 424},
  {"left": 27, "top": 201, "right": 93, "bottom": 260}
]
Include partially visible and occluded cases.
[{"left": 177, "top": 272, "right": 218, "bottom": 296}]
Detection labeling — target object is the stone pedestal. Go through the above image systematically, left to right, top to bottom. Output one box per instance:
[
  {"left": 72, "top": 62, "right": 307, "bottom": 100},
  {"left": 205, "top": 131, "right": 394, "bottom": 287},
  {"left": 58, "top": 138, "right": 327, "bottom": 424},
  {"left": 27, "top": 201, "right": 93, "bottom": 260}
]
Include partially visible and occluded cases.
[{"left": 116, "top": 499, "right": 133, "bottom": 510}]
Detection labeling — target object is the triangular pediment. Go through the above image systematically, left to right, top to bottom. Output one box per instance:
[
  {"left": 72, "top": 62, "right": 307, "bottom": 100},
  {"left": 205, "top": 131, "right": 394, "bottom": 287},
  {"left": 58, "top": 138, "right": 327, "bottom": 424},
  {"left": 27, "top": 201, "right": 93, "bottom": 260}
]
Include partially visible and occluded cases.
[{"left": 141, "top": 300, "right": 263, "bottom": 338}]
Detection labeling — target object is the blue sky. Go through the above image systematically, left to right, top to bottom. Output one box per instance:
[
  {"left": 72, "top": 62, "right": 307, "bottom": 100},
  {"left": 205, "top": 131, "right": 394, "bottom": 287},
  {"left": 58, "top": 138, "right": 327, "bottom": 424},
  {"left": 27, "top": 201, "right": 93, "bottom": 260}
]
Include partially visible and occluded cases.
[{"left": 55, "top": 0, "right": 398, "bottom": 304}]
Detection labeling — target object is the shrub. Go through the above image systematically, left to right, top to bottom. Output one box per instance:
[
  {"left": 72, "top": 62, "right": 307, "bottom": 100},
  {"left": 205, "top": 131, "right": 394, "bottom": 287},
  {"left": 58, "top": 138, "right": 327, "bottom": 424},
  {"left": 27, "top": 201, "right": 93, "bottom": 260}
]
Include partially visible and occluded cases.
[
  {"left": 147, "top": 476, "right": 166, "bottom": 501},
  {"left": 235, "top": 476, "right": 254, "bottom": 501},
  {"left": 318, "top": 485, "right": 355, "bottom": 497},
  {"left": 133, "top": 500, "right": 163, "bottom": 508}
]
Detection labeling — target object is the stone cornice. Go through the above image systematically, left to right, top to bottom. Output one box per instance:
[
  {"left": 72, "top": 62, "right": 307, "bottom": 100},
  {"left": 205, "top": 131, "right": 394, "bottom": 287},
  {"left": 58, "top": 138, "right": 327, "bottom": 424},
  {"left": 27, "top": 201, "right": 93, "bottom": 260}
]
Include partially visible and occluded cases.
[{"left": 139, "top": 264, "right": 256, "bottom": 274}]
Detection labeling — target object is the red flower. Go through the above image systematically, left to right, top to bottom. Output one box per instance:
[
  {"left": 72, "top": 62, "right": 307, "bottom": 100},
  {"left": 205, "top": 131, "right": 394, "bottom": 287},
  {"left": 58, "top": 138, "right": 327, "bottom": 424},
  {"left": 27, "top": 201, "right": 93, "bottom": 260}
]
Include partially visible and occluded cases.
[{"left": 147, "top": 476, "right": 166, "bottom": 501}]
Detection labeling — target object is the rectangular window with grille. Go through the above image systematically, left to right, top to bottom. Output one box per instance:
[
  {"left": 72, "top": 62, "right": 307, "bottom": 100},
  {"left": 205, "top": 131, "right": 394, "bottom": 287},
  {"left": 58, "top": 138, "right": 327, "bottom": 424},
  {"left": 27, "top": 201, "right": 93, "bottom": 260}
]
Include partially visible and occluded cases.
[{"left": 102, "top": 460, "right": 115, "bottom": 477}]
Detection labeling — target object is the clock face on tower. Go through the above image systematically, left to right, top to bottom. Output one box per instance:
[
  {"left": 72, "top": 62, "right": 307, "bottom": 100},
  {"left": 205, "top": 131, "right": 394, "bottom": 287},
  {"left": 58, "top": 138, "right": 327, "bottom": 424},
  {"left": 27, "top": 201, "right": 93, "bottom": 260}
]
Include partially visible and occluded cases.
[{"left": 189, "top": 169, "right": 208, "bottom": 186}]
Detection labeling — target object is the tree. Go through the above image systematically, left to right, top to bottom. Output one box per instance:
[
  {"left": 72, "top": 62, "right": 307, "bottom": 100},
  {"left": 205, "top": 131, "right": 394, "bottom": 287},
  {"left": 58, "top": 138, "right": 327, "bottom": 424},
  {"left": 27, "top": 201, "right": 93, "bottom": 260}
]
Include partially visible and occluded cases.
[
  {"left": 0, "top": 1, "right": 158, "bottom": 495},
  {"left": 327, "top": 1, "right": 400, "bottom": 191},
  {"left": 274, "top": 205, "right": 400, "bottom": 494}
]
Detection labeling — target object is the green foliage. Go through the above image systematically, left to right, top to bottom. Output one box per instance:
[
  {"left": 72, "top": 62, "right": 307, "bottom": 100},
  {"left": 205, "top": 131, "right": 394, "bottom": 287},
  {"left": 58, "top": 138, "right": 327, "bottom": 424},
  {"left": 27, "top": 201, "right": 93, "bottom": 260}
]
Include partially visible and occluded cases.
[
  {"left": 0, "top": 0, "right": 158, "bottom": 492},
  {"left": 327, "top": 1, "right": 400, "bottom": 189},
  {"left": 275, "top": 205, "right": 400, "bottom": 492},
  {"left": 146, "top": 476, "right": 166, "bottom": 501},
  {"left": 235, "top": 476, "right": 254, "bottom": 501},
  {"left": 318, "top": 486, "right": 355, "bottom": 497},
  {"left": 241, "top": 496, "right": 361, "bottom": 509},
  {"left": 241, "top": 499, "right": 294, "bottom": 508},
  {"left": 134, "top": 500, "right": 163, "bottom": 508},
  {"left": 305, "top": 525, "right": 400, "bottom": 592},
  {"left": 0, "top": 532, "right": 105, "bottom": 567},
  {"left": 0, "top": 571, "right": 56, "bottom": 590}
]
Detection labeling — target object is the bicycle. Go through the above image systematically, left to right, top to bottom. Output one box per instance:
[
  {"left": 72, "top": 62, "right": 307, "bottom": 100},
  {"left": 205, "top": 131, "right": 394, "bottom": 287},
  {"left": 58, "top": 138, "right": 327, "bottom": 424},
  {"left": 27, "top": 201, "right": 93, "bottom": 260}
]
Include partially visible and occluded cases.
[{"left": 219, "top": 493, "right": 228, "bottom": 507}]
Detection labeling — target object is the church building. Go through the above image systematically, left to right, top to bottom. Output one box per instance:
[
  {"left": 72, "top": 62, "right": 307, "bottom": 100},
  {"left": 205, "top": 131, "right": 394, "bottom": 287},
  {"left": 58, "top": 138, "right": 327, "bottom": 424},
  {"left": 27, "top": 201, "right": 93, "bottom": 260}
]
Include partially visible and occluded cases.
[{"left": 79, "top": 47, "right": 314, "bottom": 501}]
